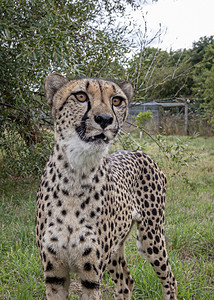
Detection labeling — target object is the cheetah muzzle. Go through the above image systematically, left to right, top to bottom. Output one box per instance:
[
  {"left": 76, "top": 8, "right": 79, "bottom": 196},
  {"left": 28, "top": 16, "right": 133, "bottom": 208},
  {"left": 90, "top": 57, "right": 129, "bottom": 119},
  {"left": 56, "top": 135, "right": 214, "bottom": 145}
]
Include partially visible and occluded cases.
[{"left": 36, "top": 73, "right": 177, "bottom": 300}]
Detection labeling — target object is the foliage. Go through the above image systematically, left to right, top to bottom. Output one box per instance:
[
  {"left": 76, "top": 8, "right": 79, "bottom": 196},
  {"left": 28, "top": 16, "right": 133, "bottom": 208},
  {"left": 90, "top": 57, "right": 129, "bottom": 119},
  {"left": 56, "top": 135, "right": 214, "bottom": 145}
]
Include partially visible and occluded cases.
[
  {"left": 0, "top": 0, "right": 139, "bottom": 176},
  {"left": 0, "top": 0, "right": 214, "bottom": 177},
  {"left": 127, "top": 35, "right": 214, "bottom": 131},
  {"left": 190, "top": 36, "right": 214, "bottom": 65},
  {"left": 192, "top": 38, "right": 214, "bottom": 130},
  {"left": 127, "top": 47, "right": 193, "bottom": 101},
  {"left": 133, "top": 111, "right": 153, "bottom": 128},
  {"left": 0, "top": 129, "right": 53, "bottom": 177},
  {"left": 117, "top": 132, "right": 146, "bottom": 152},
  {"left": 155, "top": 134, "right": 199, "bottom": 178}
]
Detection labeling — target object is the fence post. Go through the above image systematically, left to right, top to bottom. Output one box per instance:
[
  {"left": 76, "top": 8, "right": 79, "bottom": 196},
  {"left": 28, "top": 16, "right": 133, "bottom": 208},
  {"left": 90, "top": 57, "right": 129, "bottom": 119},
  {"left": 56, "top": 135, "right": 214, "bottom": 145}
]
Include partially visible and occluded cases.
[{"left": 184, "top": 103, "right": 188, "bottom": 135}]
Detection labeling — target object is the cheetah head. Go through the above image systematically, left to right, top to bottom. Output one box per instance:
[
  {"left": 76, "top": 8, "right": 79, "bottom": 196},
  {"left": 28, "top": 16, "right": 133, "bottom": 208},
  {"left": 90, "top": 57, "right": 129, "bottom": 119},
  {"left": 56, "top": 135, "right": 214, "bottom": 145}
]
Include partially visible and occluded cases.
[{"left": 44, "top": 74, "right": 133, "bottom": 154}]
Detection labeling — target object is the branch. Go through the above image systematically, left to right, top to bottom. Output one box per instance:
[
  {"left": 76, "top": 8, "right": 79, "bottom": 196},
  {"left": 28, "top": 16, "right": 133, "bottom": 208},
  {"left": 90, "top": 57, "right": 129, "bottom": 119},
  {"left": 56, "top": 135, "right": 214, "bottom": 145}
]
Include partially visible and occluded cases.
[
  {"left": 138, "top": 48, "right": 159, "bottom": 90},
  {"left": 0, "top": 102, "right": 26, "bottom": 113},
  {"left": 125, "top": 120, "right": 163, "bottom": 149},
  {"left": 120, "top": 128, "right": 144, "bottom": 149}
]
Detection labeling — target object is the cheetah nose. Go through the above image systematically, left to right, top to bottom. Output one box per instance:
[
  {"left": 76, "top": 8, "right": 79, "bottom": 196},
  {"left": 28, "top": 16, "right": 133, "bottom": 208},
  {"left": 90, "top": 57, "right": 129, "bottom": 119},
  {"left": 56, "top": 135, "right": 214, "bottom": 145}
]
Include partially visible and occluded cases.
[{"left": 94, "top": 113, "right": 113, "bottom": 129}]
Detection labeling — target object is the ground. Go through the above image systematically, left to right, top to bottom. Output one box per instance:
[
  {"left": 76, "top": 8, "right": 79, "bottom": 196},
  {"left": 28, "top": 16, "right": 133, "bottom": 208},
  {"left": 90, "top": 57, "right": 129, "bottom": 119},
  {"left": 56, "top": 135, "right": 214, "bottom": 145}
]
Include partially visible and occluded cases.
[{"left": 0, "top": 135, "right": 213, "bottom": 299}]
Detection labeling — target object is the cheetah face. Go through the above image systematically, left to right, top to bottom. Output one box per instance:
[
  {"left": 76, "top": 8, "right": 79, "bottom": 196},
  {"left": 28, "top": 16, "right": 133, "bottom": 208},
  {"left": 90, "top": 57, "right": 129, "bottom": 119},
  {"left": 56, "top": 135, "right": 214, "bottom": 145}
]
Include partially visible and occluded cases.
[{"left": 44, "top": 74, "right": 133, "bottom": 151}]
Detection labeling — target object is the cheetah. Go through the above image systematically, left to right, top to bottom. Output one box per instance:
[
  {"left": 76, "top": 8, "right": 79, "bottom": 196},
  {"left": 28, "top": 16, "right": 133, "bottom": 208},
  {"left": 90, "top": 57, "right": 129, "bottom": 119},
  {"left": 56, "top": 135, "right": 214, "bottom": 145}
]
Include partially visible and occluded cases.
[{"left": 36, "top": 73, "right": 177, "bottom": 300}]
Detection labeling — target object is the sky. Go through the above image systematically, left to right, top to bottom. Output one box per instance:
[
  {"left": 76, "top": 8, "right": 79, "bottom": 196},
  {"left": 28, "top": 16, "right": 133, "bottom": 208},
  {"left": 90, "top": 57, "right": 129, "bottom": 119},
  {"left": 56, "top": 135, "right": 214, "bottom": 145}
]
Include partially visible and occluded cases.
[{"left": 134, "top": 0, "right": 214, "bottom": 51}]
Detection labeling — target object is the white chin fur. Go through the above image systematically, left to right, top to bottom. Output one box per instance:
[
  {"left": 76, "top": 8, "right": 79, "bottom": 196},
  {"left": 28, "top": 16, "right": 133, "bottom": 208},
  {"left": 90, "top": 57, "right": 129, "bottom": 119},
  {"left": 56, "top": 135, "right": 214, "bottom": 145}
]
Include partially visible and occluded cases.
[{"left": 60, "top": 130, "right": 110, "bottom": 169}]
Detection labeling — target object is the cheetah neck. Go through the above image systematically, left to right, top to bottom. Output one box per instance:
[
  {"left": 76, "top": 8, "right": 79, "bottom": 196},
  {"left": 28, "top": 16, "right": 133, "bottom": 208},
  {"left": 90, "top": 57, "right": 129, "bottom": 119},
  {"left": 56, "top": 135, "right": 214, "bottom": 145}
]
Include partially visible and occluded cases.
[{"left": 53, "top": 132, "right": 108, "bottom": 192}]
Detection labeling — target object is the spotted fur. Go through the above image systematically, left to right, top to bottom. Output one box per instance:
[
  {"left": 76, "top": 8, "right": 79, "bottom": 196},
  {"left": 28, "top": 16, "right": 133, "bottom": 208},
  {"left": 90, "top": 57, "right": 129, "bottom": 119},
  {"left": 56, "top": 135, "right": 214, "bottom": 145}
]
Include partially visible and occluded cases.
[{"left": 36, "top": 74, "right": 177, "bottom": 300}]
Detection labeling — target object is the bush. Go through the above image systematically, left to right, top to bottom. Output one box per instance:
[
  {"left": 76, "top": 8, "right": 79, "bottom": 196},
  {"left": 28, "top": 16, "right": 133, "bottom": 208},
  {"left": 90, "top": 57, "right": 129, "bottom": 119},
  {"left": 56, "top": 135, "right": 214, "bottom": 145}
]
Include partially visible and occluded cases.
[{"left": 0, "top": 129, "right": 53, "bottom": 177}]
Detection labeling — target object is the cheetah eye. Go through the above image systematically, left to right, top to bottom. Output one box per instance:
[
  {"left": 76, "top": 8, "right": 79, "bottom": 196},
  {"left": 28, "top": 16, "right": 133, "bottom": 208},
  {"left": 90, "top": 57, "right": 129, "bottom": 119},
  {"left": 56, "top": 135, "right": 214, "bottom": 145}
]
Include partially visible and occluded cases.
[
  {"left": 74, "top": 92, "right": 88, "bottom": 103},
  {"left": 112, "top": 97, "right": 124, "bottom": 107}
]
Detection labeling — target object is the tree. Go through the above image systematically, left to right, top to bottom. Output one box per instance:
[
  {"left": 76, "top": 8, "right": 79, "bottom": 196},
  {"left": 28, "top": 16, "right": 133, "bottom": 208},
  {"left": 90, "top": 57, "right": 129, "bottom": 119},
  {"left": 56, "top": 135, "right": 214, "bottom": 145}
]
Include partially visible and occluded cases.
[
  {"left": 0, "top": 0, "right": 139, "bottom": 175},
  {"left": 190, "top": 36, "right": 214, "bottom": 65},
  {"left": 192, "top": 39, "right": 214, "bottom": 129},
  {"left": 127, "top": 47, "right": 192, "bottom": 101}
]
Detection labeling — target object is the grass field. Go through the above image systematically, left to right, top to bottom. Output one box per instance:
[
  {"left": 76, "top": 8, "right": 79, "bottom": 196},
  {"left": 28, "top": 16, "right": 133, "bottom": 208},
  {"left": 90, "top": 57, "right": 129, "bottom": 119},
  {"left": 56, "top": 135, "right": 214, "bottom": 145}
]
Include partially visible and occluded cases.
[{"left": 0, "top": 135, "right": 213, "bottom": 299}]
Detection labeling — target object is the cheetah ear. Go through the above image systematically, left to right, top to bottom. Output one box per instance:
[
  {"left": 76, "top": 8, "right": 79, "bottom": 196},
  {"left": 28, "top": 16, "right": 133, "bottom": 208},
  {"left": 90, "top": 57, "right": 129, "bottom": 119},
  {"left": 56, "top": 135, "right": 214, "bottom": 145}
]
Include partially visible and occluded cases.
[
  {"left": 44, "top": 73, "right": 69, "bottom": 106},
  {"left": 118, "top": 81, "right": 134, "bottom": 102}
]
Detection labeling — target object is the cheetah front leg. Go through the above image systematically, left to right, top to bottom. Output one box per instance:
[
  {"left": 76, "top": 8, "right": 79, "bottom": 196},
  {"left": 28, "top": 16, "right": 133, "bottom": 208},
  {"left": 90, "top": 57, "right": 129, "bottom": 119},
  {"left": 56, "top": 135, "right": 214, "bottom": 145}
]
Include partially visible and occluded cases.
[
  {"left": 107, "top": 245, "right": 134, "bottom": 300},
  {"left": 77, "top": 247, "right": 103, "bottom": 300},
  {"left": 43, "top": 258, "right": 70, "bottom": 300},
  {"left": 80, "top": 279, "right": 102, "bottom": 300}
]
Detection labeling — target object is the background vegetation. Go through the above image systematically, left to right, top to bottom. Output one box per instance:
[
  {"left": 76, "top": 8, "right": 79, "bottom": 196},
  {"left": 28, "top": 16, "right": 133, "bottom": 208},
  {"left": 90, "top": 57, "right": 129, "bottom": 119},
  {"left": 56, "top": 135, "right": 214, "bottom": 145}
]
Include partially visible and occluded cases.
[
  {"left": 0, "top": 0, "right": 214, "bottom": 299},
  {"left": 0, "top": 0, "right": 214, "bottom": 176}
]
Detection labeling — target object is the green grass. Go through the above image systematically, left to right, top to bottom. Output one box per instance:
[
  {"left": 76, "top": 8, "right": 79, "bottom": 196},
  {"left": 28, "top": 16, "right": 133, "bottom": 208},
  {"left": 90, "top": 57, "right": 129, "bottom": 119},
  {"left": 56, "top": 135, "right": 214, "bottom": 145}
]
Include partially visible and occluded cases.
[
  {"left": 0, "top": 136, "right": 214, "bottom": 299},
  {"left": 0, "top": 179, "right": 46, "bottom": 299}
]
